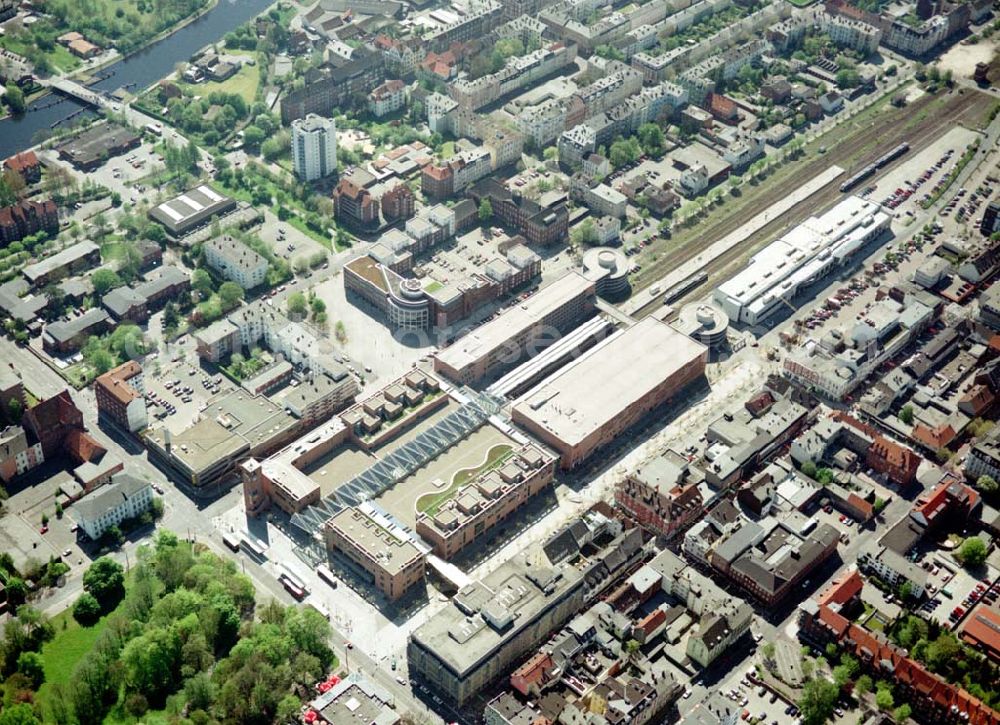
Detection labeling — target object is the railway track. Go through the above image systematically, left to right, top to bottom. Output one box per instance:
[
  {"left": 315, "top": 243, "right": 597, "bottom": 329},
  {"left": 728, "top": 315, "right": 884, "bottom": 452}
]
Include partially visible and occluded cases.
[{"left": 628, "top": 88, "right": 994, "bottom": 319}]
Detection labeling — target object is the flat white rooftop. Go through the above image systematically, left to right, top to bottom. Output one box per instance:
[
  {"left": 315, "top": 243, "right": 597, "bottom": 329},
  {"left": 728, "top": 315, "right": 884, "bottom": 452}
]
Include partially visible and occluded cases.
[
  {"left": 715, "top": 195, "right": 889, "bottom": 319},
  {"left": 512, "top": 317, "right": 706, "bottom": 447}
]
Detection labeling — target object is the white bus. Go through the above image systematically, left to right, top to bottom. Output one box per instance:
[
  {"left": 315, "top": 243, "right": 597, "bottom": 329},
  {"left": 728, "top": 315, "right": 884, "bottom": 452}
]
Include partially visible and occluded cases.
[
  {"left": 222, "top": 532, "right": 240, "bottom": 552},
  {"left": 240, "top": 536, "right": 267, "bottom": 560},
  {"left": 316, "top": 564, "right": 338, "bottom": 589}
]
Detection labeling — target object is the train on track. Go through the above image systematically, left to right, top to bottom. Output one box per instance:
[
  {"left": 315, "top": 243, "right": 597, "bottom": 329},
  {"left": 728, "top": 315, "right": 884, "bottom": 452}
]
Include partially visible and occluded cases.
[
  {"left": 839, "top": 142, "right": 910, "bottom": 193},
  {"left": 663, "top": 272, "right": 709, "bottom": 305}
]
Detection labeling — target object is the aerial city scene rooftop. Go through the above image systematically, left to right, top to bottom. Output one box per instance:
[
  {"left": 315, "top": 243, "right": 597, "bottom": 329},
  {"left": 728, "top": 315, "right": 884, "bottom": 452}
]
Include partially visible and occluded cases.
[{"left": 1, "top": 0, "right": 1000, "bottom": 723}]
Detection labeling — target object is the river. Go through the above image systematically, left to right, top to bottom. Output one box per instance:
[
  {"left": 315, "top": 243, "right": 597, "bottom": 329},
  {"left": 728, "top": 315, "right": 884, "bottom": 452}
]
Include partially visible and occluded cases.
[{"left": 0, "top": 0, "right": 275, "bottom": 158}]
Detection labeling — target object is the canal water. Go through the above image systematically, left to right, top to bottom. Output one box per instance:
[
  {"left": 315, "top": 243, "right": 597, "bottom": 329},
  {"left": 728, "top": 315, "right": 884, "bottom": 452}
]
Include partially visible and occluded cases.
[{"left": 0, "top": 0, "right": 274, "bottom": 158}]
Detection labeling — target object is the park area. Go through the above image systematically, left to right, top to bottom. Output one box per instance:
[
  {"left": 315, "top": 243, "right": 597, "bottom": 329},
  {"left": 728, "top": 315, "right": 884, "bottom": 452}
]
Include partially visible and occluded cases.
[{"left": 0, "top": 533, "right": 338, "bottom": 724}]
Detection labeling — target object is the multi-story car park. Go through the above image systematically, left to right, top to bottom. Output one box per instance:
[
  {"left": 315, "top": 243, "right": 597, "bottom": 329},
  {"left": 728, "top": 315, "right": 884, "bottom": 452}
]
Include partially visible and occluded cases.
[{"left": 433, "top": 271, "right": 597, "bottom": 386}]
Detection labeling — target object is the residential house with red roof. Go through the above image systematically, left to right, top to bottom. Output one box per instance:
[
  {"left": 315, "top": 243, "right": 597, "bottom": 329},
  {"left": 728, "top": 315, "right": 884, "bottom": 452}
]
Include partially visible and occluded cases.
[
  {"left": 3, "top": 151, "right": 41, "bottom": 184},
  {"left": 0, "top": 199, "right": 59, "bottom": 244},
  {"left": 22, "top": 390, "right": 84, "bottom": 459},
  {"left": 799, "top": 581, "right": 1000, "bottom": 725},
  {"left": 960, "top": 605, "right": 1000, "bottom": 663}
]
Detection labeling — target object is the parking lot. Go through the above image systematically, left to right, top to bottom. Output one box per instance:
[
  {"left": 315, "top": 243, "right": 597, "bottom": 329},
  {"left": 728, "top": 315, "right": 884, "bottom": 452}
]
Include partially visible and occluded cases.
[
  {"left": 864, "top": 126, "right": 980, "bottom": 220},
  {"left": 49, "top": 136, "right": 166, "bottom": 201},
  {"left": 257, "top": 208, "right": 329, "bottom": 273},
  {"left": 143, "top": 353, "right": 237, "bottom": 436},
  {"left": 0, "top": 467, "right": 81, "bottom": 570},
  {"left": 924, "top": 552, "right": 999, "bottom": 629},
  {"left": 707, "top": 658, "right": 803, "bottom": 725}
]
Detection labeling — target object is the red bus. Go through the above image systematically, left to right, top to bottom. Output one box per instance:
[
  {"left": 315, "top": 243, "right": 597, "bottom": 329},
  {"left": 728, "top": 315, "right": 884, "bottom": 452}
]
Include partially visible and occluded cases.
[{"left": 282, "top": 577, "right": 306, "bottom": 600}]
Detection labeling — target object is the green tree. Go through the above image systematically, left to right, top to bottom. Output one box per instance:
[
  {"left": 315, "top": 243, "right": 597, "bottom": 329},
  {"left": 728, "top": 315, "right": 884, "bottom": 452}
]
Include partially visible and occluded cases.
[
  {"left": 594, "top": 44, "right": 624, "bottom": 61},
  {"left": 836, "top": 68, "right": 860, "bottom": 88},
  {"left": 5, "top": 83, "right": 25, "bottom": 115},
  {"left": 637, "top": 123, "right": 665, "bottom": 156},
  {"left": 242, "top": 125, "right": 266, "bottom": 149},
  {"left": 609, "top": 136, "right": 641, "bottom": 168},
  {"left": 543, "top": 146, "right": 558, "bottom": 161},
  {"left": 478, "top": 198, "right": 493, "bottom": 222},
  {"left": 570, "top": 219, "right": 599, "bottom": 247},
  {"left": 91, "top": 268, "right": 124, "bottom": 296},
  {"left": 192, "top": 268, "right": 214, "bottom": 296},
  {"left": 217, "top": 281, "right": 244, "bottom": 311},
  {"left": 287, "top": 291, "right": 307, "bottom": 316},
  {"left": 162, "top": 302, "right": 180, "bottom": 331},
  {"left": 7, "top": 397, "right": 22, "bottom": 423},
  {"left": 899, "top": 404, "right": 914, "bottom": 425},
  {"left": 800, "top": 460, "right": 817, "bottom": 478},
  {"left": 976, "top": 475, "right": 998, "bottom": 494},
  {"left": 104, "top": 524, "right": 124, "bottom": 546},
  {"left": 956, "top": 537, "right": 987, "bottom": 568},
  {"left": 83, "top": 557, "right": 125, "bottom": 611},
  {"left": 5, "top": 577, "right": 27, "bottom": 606},
  {"left": 898, "top": 581, "right": 913, "bottom": 602},
  {"left": 73, "top": 592, "right": 102, "bottom": 625},
  {"left": 286, "top": 606, "right": 335, "bottom": 667},
  {"left": 121, "top": 626, "right": 182, "bottom": 701},
  {"left": 925, "top": 634, "right": 961, "bottom": 671},
  {"left": 624, "top": 639, "right": 641, "bottom": 658},
  {"left": 16, "top": 650, "right": 45, "bottom": 688},
  {"left": 832, "top": 664, "right": 852, "bottom": 688},
  {"left": 184, "top": 671, "right": 215, "bottom": 711},
  {"left": 854, "top": 674, "right": 873, "bottom": 696},
  {"left": 798, "top": 677, "right": 839, "bottom": 725},
  {"left": 875, "top": 682, "right": 894, "bottom": 710},
  {"left": 124, "top": 693, "right": 149, "bottom": 718},
  {"left": 276, "top": 694, "right": 301, "bottom": 723},
  {"left": 0, "top": 704, "right": 40, "bottom": 725},
  {"left": 894, "top": 704, "right": 912, "bottom": 722}
]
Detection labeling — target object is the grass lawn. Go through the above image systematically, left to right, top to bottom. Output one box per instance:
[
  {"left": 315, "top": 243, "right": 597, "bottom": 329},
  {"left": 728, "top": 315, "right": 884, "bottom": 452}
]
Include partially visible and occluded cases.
[
  {"left": 785, "top": 0, "right": 817, "bottom": 6},
  {"left": 0, "top": 36, "right": 81, "bottom": 73},
  {"left": 179, "top": 61, "right": 260, "bottom": 104},
  {"left": 439, "top": 141, "right": 456, "bottom": 159},
  {"left": 288, "top": 214, "right": 332, "bottom": 250},
  {"left": 101, "top": 240, "right": 128, "bottom": 264},
  {"left": 62, "top": 362, "right": 92, "bottom": 390},
  {"left": 417, "top": 444, "right": 514, "bottom": 515},
  {"left": 855, "top": 601, "right": 875, "bottom": 621},
  {"left": 36, "top": 605, "right": 112, "bottom": 711},
  {"left": 867, "top": 616, "right": 886, "bottom": 633}
]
